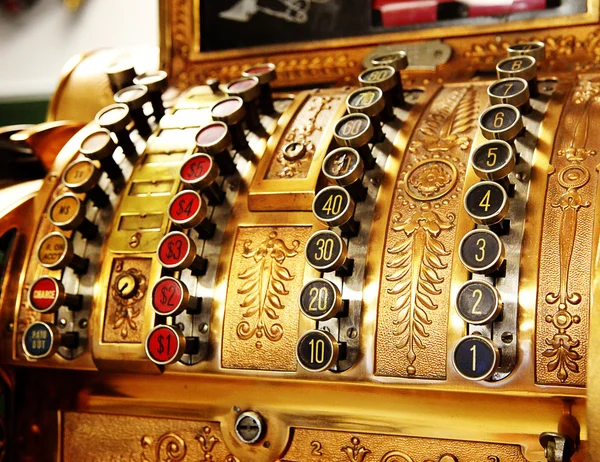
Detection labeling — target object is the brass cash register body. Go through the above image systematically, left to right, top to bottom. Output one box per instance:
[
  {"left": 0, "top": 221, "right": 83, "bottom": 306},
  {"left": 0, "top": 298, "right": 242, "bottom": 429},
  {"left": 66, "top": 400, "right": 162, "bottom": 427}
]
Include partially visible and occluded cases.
[{"left": 2, "top": 1, "right": 600, "bottom": 460}]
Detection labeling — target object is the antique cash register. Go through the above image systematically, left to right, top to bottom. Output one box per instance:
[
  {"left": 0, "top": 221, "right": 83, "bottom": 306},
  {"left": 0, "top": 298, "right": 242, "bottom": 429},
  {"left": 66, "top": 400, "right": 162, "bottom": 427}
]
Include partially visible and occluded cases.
[{"left": 2, "top": 1, "right": 600, "bottom": 460}]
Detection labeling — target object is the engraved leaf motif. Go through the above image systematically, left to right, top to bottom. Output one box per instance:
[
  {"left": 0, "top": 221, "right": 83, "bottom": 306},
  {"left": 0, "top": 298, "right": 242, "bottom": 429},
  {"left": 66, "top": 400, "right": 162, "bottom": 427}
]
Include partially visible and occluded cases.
[
  {"left": 410, "top": 87, "right": 479, "bottom": 153},
  {"left": 386, "top": 210, "right": 453, "bottom": 376},
  {"left": 236, "top": 232, "right": 299, "bottom": 345},
  {"left": 543, "top": 333, "right": 582, "bottom": 382}
]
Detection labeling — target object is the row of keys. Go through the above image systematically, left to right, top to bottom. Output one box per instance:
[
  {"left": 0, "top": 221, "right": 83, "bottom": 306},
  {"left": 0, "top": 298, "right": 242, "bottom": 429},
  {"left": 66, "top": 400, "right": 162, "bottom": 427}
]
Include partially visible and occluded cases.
[
  {"left": 453, "top": 41, "right": 545, "bottom": 381},
  {"left": 296, "top": 55, "right": 406, "bottom": 372},
  {"left": 106, "top": 63, "right": 168, "bottom": 123},
  {"left": 143, "top": 67, "right": 278, "bottom": 367},
  {"left": 22, "top": 68, "right": 171, "bottom": 361}
]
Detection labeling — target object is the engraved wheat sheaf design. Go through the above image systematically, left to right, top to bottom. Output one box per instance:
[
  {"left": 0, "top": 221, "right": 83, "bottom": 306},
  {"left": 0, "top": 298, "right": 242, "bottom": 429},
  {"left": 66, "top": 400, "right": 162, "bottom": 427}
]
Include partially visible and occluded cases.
[
  {"left": 384, "top": 87, "right": 479, "bottom": 377},
  {"left": 236, "top": 231, "right": 300, "bottom": 347}
]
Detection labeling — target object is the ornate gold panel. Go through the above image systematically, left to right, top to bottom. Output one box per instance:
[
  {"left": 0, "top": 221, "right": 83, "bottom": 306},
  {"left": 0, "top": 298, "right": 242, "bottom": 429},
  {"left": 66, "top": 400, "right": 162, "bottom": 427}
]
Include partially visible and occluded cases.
[
  {"left": 535, "top": 78, "right": 600, "bottom": 386},
  {"left": 375, "top": 85, "right": 486, "bottom": 379},
  {"left": 248, "top": 89, "right": 348, "bottom": 211},
  {"left": 264, "top": 92, "right": 346, "bottom": 180},
  {"left": 221, "top": 226, "right": 312, "bottom": 371},
  {"left": 102, "top": 258, "right": 151, "bottom": 344},
  {"left": 62, "top": 412, "right": 234, "bottom": 462},
  {"left": 281, "top": 428, "right": 529, "bottom": 462}
]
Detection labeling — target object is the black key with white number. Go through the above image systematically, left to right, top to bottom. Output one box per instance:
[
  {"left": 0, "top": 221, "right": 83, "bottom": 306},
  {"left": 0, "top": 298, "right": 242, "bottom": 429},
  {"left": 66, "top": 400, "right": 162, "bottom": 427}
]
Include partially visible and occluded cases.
[
  {"left": 496, "top": 55, "right": 538, "bottom": 97},
  {"left": 358, "top": 65, "right": 397, "bottom": 120},
  {"left": 488, "top": 77, "right": 530, "bottom": 112},
  {"left": 346, "top": 87, "right": 385, "bottom": 143},
  {"left": 479, "top": 104, "right": 523, "bottom": 143},
  {"left": 333, "top": 113, "right": 375, "bottom": 170},
  {"left": 470, "top": 140, "right": 515, "bottom": 181},
  {"left": 322, "top": 147, "right": 367, "bottom": 202},
  {"left": 464, "top": 181, "right": 509, "bottom": 226},
  {"left": 312, "top": 186, "right": 359, "bottom": 237},
  {"left": 459, "top": 229, "right": 505, "bottom": 275},
  {"left": 305, "top": 230, "right": 353, "bottom": 276},
  {"left": 299, "top": 279, "right": 343, "bottom": 321},
  {"left": 455, "top": 280, "right": 502, "bottom": 325},
  {"left": 296, "top": 330, "right": 339, "bottom": 372},
  {"left": 453, "top": 335, "right": 500, "bottom": 381}
]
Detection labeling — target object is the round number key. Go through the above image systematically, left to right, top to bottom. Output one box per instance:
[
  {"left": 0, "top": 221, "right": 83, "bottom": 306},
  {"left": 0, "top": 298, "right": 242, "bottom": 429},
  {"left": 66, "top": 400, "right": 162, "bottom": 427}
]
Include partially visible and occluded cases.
[
  {"left": 508, "top": 41, "right": 546, "bottom": 63},
  {"left": 496, "top": 55, "right": 537, "bottom": 82},
  {"left": 242, "top": 63, "right": 277, "bottom": 114},
  {"left": 358, "top": 65, "right": 397, "bottom": 92},
  {"left": 358, "top": 65, "right": 398, "bottom": 120},
  {"left": 225, "top": 77, "right": 261, "bottom": 130},
  {"left": 488, "top": 77, "right": 530, "bottom": 110},
  {"left": 346, "top": 87, "right": 385, "bottom": 143},
  {"left": 347, "top": 87, "right": 385, "bottom": 117},
  {"left": 211, "top": 96, "right": 248, "bottom": 151},
  {"left": 211, "top": 96, "right": 246, "bottom": 124},
  {"left": 95, "top": 103, "right": 136, "bottom": 158},
  {"left": 479, "top": 104, "right": 523, "bottom": 142},
  {"left": 333, "top": 113, "right": 375, "bottom": 169},
  {"left": 334, "top": 113, "right": 373, "bottom": 147},
  {"left": 195, "top": 122, "right": 236, "bottom": 176},
  {"left": 470, "top": 140, "right": 515, "bottom": 181},
  {"left": 323, "top": 147, "right": 363, "bottom": 186},
  {"left": 180, "top": 154, "right": 224, "bottom": 206},
  {"left": 180, "top": 154, "right": 213, "bottom": 185},
  {"left": 61, "top": 159, "right": 109, "bottom": 207},
  {"left": 463, "top": 181, "right": 509, "bottom": 226},
  {"left": 312, "top": 186, "right": 356, "bottom": 231},
  {"left": 168, "top": 190, "right": 214, "bottom": 239},
  {"left": 48, "top": 193, "right": 98, "bottom": 239},
  {"left": 459, "top": 229, "right": 505, "bottom": 275},
  {"left": 305, "top": 230, "right": 350, "bottom": 274},
  {"left": 157, "top": 231, "right": 207, "bottom": 275},
  {"left": 37, "top": 232, "right": 89, "bottom": 274},
  {"left": 28, "top": 276, "right": 81, "bottom": 314},
  {"left": 152, "top": 276, "right": 197, "bottom": 316},
  {"left": 299, "top": 279, "right": 343, "bottom": 321},
  {"left": 455, "top": 280, "right": 502, "bottom": 325},
  {"left": 22, "top": 321, "right": 59, "bottom": 360},
  {"left": 145, "top": 325, "right": 186, "bottom": 366},
  {"left": 296, "top": 330, "right": 339, "bottom": 372},
  {"left": 453, "top": 335, "right": 500, "bottom": 381}
]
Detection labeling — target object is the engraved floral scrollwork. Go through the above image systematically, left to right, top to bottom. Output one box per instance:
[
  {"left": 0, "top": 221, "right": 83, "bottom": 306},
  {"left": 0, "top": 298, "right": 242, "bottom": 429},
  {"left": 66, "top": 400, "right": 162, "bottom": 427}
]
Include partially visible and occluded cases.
[
  {"left": 577, "top": 29, "right": 600, "bottom": 71},
  {"left": 544, "top": 35, "right": 579, "bottom": 61},
  {"left": 463, "top": 40, "right": 509, "bottom": 67},
  {"left": 541, "top": 80, "right": 599, "bottom": 383},
  {"left": 384, "top": 86, "right": 477, "bottom": 377},
  {"left": 409, "top": 88, "right": 478, "bottom": 153},
  {"left": 275, "top": 95, "right": 335, "bottom": 178},
  {"left": 404, "top": 159, "right": 458, "bottom": 201},
  {"left": 386, "top": 207, "right": 455, "bottom": 376},
  {"left": 236, "top": 231, "right": 300, "bottom": 347},
  {"left": 111, "top": 266, "right": 147, "bottom": 340},
  {"left": 195, "top": 426, "right": 219, "bottom": 461},
  {"left": 139, "top": 433, "right": 186, "bottom": 462},
  {"left": 342, "top": 437, "right": 371, "bottom": 462},
  {"left": 380, "top": 451, "right": 415, "bottom": 462}
]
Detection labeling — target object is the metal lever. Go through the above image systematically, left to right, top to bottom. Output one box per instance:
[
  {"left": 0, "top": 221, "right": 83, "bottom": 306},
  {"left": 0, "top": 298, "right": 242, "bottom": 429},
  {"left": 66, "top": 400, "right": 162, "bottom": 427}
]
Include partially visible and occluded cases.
[{"left": 539, "top": 432, "right": 575, "bottom": 462}]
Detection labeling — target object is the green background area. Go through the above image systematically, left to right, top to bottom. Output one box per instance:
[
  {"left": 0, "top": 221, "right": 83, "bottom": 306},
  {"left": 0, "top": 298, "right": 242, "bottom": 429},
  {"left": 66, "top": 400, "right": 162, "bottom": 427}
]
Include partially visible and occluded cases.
[{"left": 0, "top": 99, "right": 49, "bottom": 126}]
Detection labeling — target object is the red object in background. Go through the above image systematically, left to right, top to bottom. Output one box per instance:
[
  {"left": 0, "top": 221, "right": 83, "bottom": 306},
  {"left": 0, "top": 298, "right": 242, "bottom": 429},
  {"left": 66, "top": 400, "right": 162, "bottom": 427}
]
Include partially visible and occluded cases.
[
  {"left": 1, "top": 0, "right": 36, "bottom": 14},
  {"left": 374, "top": 0, "right": 548, "bottom": 28}
]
